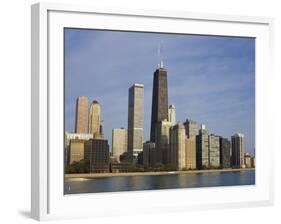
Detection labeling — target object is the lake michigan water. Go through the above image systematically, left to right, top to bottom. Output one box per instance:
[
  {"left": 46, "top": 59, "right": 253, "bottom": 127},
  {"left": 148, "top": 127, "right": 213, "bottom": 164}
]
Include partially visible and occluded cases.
[{"left": 64, "top": 170, "right": 255, "bottom": 194}]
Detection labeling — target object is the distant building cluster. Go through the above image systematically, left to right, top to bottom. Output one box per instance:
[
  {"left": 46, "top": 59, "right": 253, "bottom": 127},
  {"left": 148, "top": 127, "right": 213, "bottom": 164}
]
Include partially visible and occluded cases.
[
  {"left": 65, "top": 59, "right": 255, "bottom": 173},
  {"left": 65, "top": 99, "right": 109, "bottom": 172}
]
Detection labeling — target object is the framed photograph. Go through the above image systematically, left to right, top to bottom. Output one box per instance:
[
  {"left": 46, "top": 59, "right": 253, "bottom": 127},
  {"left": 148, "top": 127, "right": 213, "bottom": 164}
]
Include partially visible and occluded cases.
[{"left": 31, "top": 2, "right": 274, "bottom": 221}]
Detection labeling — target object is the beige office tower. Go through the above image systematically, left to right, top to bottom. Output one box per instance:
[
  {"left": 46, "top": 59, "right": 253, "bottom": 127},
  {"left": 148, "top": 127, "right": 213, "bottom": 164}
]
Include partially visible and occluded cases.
[
  {"left": 128, "top": 84, "right": 144, "bottom": 162},
  {"left": 75, "top": 96, "right": 89, "bottom": 133},
  {"left": 89, "top": 100, "right": 102, "bottom": 139},
  {"left": 168, "top": 105, "right": 176, "bottom": 125},
  {"left": 183, "top": 118, "right": 197, "bottom": 169},
  {"left": 155, "top": 119, "right": 173, "bottom": 164},
  {"left": 170, "top": 123, "right": 186, "bottom": 170},
  {"left": 112, "top": 128, "right": 128, "bottom": 162},
  {"left": 231, "top": 133, "right": 245, "bottom": 168},
  {"left": 185, "top": 137, "right": 196, "bottom": 169}
]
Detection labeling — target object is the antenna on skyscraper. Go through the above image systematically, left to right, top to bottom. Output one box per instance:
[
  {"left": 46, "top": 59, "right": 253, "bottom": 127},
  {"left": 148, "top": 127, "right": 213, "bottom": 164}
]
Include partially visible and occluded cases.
[{"left": 157, "top": 42, "right": 164, "bottom": 69}]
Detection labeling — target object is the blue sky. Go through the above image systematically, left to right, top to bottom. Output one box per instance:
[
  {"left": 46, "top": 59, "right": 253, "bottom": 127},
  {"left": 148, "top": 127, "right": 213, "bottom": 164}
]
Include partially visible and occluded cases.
[{"left": 64, "top": 28, "right": 255, "bottom": 155}]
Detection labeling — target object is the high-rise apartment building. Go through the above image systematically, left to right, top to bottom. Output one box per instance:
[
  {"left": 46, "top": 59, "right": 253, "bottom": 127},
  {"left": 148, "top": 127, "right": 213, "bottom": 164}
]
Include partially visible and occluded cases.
[
  {"left": 150, "top": 64, "right": 168, "bottom": 142},
  {"left": 128, "top": 84, "right": 144, "bottom": 162},
  {"left": 75, "top": 96, "right": 89, "bottom": 133},
  {"left": 89, "top": 100, "right": 103, "bottom": 139},
  {"left": 168, "top": 105, "right": 176, "bottom": 125},
  {"left": 184, "top": 118, "right": 197, "bottom": 169},
  {"left": 155, "top": 119, "right": 173, "bottom": 164},
  {"left": 184, "top": 119, "right": 197, "bottom": 138},
  {"left": 170, "top": 123, "right": 186, "bottom": 170},
  {"left": 196, "top": 124, "right": 209, "bottom": 169},
  {"left": 112, "top": 128, "right": 127, "bottom": 163},
  {"left": 231, "top": 133, "right": 245, "bottom": 168},
  {"left": 208, "top": 134, "right": 220, "bottom": 168},
  {"left": 185, "top": 137, "right": 196, "bottom": 169},
  {"left": 219, "top": 137, "right": 231, "bottom": 168},
  {"left": 143, "top": 141, "right": 156, "bottom": 167}
]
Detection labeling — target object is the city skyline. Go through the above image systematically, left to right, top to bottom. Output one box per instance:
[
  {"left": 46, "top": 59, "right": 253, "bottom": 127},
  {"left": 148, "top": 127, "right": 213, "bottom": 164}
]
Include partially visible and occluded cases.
[{"left": 65, "top": 28, "right": 255, "bottom": 155}]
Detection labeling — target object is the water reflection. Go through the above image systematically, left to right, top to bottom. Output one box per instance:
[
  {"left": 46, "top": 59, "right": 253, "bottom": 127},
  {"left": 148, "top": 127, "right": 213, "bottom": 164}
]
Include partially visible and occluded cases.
[{"left": 65, "top": 170, "right": 255, "bottom": 194}]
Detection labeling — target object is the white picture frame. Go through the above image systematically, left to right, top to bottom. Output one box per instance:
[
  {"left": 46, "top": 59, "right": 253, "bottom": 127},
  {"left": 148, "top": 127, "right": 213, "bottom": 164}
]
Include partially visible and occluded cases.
[{"left": 31, "top": 2, "right": 274, "bottom": 221}]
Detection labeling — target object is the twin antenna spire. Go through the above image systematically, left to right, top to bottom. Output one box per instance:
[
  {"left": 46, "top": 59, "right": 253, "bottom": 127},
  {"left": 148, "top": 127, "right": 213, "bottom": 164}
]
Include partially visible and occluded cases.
[{"left": 157, "top": 42, "right": 164, "bottom": 69}]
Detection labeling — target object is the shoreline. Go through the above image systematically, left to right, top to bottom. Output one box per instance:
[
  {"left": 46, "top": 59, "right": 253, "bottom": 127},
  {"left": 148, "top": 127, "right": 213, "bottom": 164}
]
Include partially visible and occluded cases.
[{"left": 65, "top": 168, "right": 255, "bottom": 179}]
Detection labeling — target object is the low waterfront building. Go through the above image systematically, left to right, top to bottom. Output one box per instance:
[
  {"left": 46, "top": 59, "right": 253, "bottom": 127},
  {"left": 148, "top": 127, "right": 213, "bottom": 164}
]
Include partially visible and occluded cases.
[
  {"left": 65, "top": 132, "right": 93, "bottom": 165},
  {"left": 65, "top": 132, "right": 93, "bottom": 145},
  {"left": 69, "top": 139, "right": 85, "bottom": 165},
  {"left": 84, "top": 139, "right": 110, "bottom": 173},
  {"left": 119, "top": 152, "right": 130, "bottom": 163},
  {"left": 109, "top": 162, "right": 132, "bottom": 173}
]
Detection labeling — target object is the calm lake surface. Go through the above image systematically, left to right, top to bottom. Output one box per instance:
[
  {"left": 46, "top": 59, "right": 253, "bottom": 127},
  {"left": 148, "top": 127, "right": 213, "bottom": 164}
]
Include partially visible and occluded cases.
[{"left": 64, "top": 170, "right": 255, "bottom": 194}]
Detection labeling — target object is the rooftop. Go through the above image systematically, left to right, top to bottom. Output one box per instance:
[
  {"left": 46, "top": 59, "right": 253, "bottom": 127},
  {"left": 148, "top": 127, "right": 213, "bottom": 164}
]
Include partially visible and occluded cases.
[
  {"left": 133, "top": 83, "right": 144, "bottom": 88},
  {"left": 169, "top": 104, "right": 176, "bottom": 109},
  {"left": 232, "top": 133, "right": 244, "bottom": 138}
]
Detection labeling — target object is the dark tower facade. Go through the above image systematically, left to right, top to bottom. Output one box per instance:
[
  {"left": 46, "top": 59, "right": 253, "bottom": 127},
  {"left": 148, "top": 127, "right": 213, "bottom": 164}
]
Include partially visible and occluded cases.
[
  {"left": 150, "top": 66, "right": 168, "bottom": 142},
  {"left": 219, "top": 137, "right": 231, "bottom": 168}
]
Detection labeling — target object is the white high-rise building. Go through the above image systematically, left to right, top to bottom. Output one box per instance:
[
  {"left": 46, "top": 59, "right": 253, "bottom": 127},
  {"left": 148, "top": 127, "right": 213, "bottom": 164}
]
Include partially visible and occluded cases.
[
  {"left": 128, "top": 84, "right": 144, "bottom": 162},
  {"left": 168, "top": 104, "right": 176, "bottom": 125},
  {"left": 112, "top": 128, "right": 127, "bottom": 163}
]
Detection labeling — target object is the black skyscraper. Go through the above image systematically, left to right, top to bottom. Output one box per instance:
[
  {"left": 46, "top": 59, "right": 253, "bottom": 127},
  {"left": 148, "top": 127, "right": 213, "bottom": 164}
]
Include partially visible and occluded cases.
[
  {"left": 150, "top": 64, "right": 168, "bottom": 142},
  {"left": 219, "top": 137, "right": 231, "bottom": 168}
]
